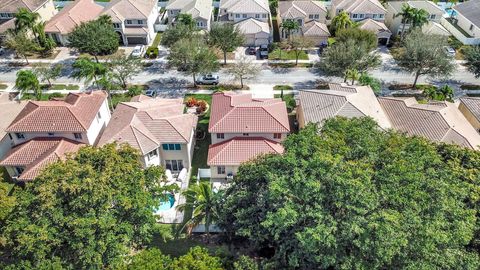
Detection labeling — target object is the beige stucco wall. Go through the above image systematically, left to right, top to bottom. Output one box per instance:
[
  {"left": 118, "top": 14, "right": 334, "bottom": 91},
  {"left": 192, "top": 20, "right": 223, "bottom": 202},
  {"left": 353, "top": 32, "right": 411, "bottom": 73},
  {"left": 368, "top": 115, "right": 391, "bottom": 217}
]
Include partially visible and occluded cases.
[
  {"left": 35, "top": 0, "right": 57, "bottom": 22},
  {"left": 459, "top": 103, "right": 480, "bottom": 131},
  {"left": 297, "top": 104, "right": 306, "bottom": 129},
  {"left": 210, "top": 165, "right": 239, "bottom": 179}
]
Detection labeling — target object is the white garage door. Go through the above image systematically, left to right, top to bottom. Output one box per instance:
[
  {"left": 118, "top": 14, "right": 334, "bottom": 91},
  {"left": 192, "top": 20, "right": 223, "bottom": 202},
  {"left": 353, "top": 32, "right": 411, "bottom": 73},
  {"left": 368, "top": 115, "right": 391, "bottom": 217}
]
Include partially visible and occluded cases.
[{"left": 255, "top": 38, "right": 269, "bottom": 46}]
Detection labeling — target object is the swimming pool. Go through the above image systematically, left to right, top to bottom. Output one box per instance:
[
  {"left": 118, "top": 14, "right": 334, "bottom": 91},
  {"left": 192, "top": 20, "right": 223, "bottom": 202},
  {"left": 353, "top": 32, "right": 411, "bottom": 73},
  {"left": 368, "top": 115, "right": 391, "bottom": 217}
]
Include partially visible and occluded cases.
[{"left": 155, "top": 194, "right": 175, "bottom": 212}]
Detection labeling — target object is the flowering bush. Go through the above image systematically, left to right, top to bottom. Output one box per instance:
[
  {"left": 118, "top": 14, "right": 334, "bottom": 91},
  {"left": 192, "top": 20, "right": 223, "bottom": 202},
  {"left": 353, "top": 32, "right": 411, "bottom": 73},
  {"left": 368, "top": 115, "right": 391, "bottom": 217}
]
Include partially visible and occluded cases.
[
  {"left": 185, "top": 97, "right": 197, "bottom": 107},
  {"left": 196, "top": 100, "right": 208, "bottom": 114}
]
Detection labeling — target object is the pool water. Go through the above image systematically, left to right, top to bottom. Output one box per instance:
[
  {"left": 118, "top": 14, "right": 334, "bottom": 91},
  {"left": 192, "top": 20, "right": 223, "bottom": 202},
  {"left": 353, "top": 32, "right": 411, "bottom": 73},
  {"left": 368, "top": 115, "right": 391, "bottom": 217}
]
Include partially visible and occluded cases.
[{"left": 155, "top": 194, "right": 175, "bottom": 211}]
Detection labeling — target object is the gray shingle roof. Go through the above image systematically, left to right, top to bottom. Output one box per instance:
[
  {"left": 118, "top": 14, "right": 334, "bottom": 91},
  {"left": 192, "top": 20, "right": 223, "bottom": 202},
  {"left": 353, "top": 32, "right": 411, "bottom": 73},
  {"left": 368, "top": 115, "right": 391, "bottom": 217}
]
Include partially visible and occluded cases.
[{"left": 453, "top": 0, "right": 480, "bottom": 28}]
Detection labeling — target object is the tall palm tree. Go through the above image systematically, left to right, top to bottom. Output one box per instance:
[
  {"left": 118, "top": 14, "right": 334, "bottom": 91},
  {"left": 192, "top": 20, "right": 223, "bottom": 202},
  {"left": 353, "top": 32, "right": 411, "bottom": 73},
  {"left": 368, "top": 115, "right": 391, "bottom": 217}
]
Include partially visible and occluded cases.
[
  {"left": 395, "top": 4, "right": 415, "bottom": 40},
  {"left": 14, "top": 8, "right": 40, "bottom": 36},
  {"left": 410, "top": 8, "right": 429, "bottom": 28},
  {"left": 331, "top": 11, "right": 354, "bottom": 33},
  {"left": 280, "top": 19, "right": 300, "bottom": 40},
  {"left": 71, "top": 57, "right": 106, "bottom": 87},
  {"left": 345, "top": 68, "right": 360, "bottom": 85},
  {"left": 16, "top": 70, "right": 41, "bottom": 100},
  {"left": 176, "top": 182, "right": 221, "bottom": 243}
]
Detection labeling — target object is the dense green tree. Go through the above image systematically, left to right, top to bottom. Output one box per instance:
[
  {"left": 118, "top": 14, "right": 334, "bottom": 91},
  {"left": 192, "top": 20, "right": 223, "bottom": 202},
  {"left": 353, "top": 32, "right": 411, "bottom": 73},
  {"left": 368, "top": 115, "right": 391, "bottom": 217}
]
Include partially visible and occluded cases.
[
  {"left": 396, "top": 4, "right": 415, "bottom": 40},
  {"left": 14, "top": 8, "right": 39, "bottom": 34},
  {"left": 410, "top": 8, "right": 429, "bottom": 28},
  {"left": 330, "top": 11, "right": 354, "bottom": 33},
  {"left": 176, "top": 13, "right": 196, "bottom": 29},
  {"left": 68, "top": 15, "right": 119, "bottom": 62},
  {"left": 280, "top": 19, "right": 300, "bottom": 40},
  {"left": 32, "top": 21, "right": 56, "bottom": 56},
  {"left": 161, "top": 23, "right": 198, "bottom": 48},
  {"left": 208, "top": 23, "right": 245, "bottom": 64},
  {"left": 335, "top": 28, "right": 378, "bottom": 52},
  {"left": 4, "top": 30, "right": 39, "bottom": 64},
  {"left": 396, "top": 30, "right": 455, "bottom": 88},
  {"left": 284, "top": 36, "right": 314, "bottom": 65},
  {"left": 167, "top": 38, "right": 219, "bottom": 86},
  {"left": 318, "top": 39, "right": 381, "bottom": 77},
  {"left": 464, "top": 45, "right": 480, "bottom": 78},
  {"left": 107, "top": 55, "right": 142, "bottom": 89},
  {"left": 71, "top": 56, "right": 107, "bottom": 87},
  {"left": 227, "top": 56, "right": 259, "bottom": 88},
  {"left": 33, "top": 63, "right": 62, "bottom": 87},
  {"left": 344, "top": 68, "right": 360, "bottom": 84},
  {"left": 15, "top": 70, "right": 41, "bottom": 100},
  {"left": 359, "top": 73, "right": 381, "bottom": 94},
  {"left": 423, "top": 85, "right": 454, "bottom": 102},
  {"left": 218, "top": 117, "right": 480, "bottom": 269},
  {"left": 1, "top": 144, "right": 169, "bottom": 269},
  {"left": 176, "top": 182, "right": 221, "bottom": 242},
  {"left": 172, "top": 247, "right": 223, "bottom": 270},
  {"left": 126, "top": 248, "right": 172, "bottom": 270},
  {"left": 233, "top": 256, "right": 259, "bottom": 270}
]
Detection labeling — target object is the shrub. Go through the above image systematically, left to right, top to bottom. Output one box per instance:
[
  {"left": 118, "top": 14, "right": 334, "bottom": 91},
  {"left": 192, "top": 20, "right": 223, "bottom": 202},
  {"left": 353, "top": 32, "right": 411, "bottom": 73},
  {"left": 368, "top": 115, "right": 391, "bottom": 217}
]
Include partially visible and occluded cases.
[
  {"left": 146, "top": 47, "right": 159, "bottom": 59},
  {"left": 359, "top": 73, "right": 381, "bottom": 94},
  {"left": 461, "top": 84, "right": 480, "bottom": 90},
  {"left": 127, "top": 85, "right": 143, "bottom": 97},
  {"left": 273, "top": 85, "right": 293, "bottom": 90},
  {"left": 48, "top": 92, "right": 64, "bottom": 100},
  {"left": 185, "top": 97, "right": 197, "bottom": 107},
  {"left": 196, "top": 100, "right": 208, "bottom": 113}
]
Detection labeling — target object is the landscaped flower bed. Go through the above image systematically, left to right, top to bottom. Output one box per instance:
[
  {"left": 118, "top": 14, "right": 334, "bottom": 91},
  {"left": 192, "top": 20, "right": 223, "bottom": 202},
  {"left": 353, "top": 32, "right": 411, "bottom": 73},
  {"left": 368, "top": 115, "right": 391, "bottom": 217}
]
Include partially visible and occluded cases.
[{"left": 185, "top": 97, "right": 209, "bottom": 115}]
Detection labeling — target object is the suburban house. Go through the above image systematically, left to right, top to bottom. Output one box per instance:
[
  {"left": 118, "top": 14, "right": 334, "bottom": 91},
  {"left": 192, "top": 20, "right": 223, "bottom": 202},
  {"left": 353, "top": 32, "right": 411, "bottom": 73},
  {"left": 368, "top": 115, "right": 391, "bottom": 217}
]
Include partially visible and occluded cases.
[
  {"left": 0, "top": 0, "right": 57, "bottom": 39},
  {"left": 45, "top": 0, "right": 104, "bottom": 46},
  {"left": 102, "top": 0, "right": 159, "bottom": 45},
  {"left": 166, "top": 0, "right": 213, "bottom": 30},
  {"left": 218, "top": 0, "right": 271, "bottom": 46},
  {"left": 277, "top": 0, "right": 330, "bottom": 45},
  {"left": 331, "top": 0, "right": 387, "bottom": 22},
  {"left": 331, "top": 0, "right": 390, "bottom": 44},
  {"left": 445, "top": 0, "right": 480, "bottom": 45},
  {"left": 385, "top": 1, "right": 445, "bottom": 36},
  {"left": 296, "top": 83, "right": 391, "bottom": 130},
  {"left": 0, "top": 91, "right": 111, "bottom": 181},
  {"left": 207, "top": 92, "right": 290, "bottom": 181},
  {"left": 0, "top": 93, "right": 26, "bottom": 160},
  {"left": 97, "top": 95, "right": 197, "bottom": 172},
  {"left": 378, "top": 97, "right": 480, "bottom": 150},
  {"left": 458, "top": 97, "right": 480, "bottom": 132}
]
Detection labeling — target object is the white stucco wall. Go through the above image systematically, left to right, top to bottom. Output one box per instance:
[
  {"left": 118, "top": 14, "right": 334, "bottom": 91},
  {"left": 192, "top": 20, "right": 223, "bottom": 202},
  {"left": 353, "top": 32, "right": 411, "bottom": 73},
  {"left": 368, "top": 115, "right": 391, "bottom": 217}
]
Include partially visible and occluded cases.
[
  {"left": 456, "top": 12, "right": 480, "bottom": 38},
  {"left": 86, "top": 99, "right": 111, "bottom": 145},
  {"left": 211, "top": 132, "right": 287, "bottom": 144}
]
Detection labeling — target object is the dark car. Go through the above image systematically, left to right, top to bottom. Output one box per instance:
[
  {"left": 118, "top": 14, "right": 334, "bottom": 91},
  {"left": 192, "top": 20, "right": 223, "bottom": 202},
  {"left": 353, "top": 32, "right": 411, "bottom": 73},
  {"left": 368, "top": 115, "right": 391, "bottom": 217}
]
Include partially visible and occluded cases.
[
  {"left": 259, "top": 45, "right": 269, "bottom": 59},
  {"left": 247, "top": 47, "right": 256, "bottom": 55}
]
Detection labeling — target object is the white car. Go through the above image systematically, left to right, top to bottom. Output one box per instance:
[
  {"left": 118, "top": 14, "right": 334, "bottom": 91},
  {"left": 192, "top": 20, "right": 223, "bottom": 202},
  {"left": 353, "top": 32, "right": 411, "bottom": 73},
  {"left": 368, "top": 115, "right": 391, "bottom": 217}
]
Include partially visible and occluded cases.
[
  {"left": 131, "top": 45, "right": 145, "bottom": 57},
  {"left": 444, "top": 46, "right": 456, "bottom": 57},
  {"left": 196, "top": 74, "right": 219, "bottom": 85}
]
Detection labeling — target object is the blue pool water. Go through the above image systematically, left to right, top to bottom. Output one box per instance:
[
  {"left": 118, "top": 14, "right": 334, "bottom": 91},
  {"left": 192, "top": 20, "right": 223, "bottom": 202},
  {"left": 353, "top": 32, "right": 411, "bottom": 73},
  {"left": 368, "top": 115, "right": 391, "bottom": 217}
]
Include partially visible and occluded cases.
[
  {"left": 446, "top": 9, "right": 456, "bottom": 17},
  {"left": 155, "top": 194, "right": 175, "bottom": 211}
]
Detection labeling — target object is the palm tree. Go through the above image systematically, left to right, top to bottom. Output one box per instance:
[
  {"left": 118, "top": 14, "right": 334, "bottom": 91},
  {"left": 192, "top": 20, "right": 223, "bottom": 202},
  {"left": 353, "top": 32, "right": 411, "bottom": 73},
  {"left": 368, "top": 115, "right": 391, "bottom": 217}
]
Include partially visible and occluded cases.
[
  {"left": 395, "top": 4, "right": 415, "bottom": 40},
  {"left": 14, "top": 8, "right": 40, "bottom": 35},
  {"left": 410, "top": 8, "right": 429, "bottom": 28},
  {"left": 331, "top": 11, "right": 354, "bottom": 33},
  {"left": 280, "top": 19, "right": 300, "bottom": 40},
  {"left": 71, "top": 57, "right": 106, "bottom": 87},
  {"left": 345, "top": 68, "right": 360, "bottom": 85},
  {"left": 16, "top": 70, "right": 41, "bottom": 100},
  {"left": 176, "top": 182, "right": 221, "bottom": 243}
]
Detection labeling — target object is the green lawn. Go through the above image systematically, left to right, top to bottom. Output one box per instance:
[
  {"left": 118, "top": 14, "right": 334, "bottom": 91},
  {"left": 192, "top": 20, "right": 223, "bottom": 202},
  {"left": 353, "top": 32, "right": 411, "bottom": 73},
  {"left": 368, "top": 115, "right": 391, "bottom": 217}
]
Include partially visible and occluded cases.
[
  {"left": 151, "top": 32, "right": 162, "bottom": 48},
  {"left": 269, "top": 49, "right": 309, "bottom": 60},
  {"left": 40, "top": 84, "right": 79, "bottom": 91},
  {"left": 21, "top": 92, "right": 66, "bottom": 101},
  {"left": 149, "top": 234, "right": 227, "bottom": 258}
]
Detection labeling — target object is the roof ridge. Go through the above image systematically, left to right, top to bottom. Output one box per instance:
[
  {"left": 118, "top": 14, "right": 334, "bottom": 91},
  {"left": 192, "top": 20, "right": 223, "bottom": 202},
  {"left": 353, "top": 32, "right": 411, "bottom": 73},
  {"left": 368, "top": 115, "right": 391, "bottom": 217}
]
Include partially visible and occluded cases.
[
  {"left": 260, "top": 104, "right": 290, "bottom": 132},
  {"left": 66, "top": 106, "right": 88, "bottom": 130},
  {"left": 163, "top": 117, "right": 189, "bottom": 142},
  {"left": 440, "top": 128, "right": 474, "bottom": 148}
]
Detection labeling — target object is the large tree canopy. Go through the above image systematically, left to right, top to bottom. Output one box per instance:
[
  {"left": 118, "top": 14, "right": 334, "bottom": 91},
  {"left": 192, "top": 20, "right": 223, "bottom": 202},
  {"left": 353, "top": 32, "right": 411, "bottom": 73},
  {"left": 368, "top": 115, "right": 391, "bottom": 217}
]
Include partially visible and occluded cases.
[
  {"left": 218, "top": 117, "right": 480, "bottom": 269},
  {"left": 0, "top": 144, "right": 168, "bottom": 269}
]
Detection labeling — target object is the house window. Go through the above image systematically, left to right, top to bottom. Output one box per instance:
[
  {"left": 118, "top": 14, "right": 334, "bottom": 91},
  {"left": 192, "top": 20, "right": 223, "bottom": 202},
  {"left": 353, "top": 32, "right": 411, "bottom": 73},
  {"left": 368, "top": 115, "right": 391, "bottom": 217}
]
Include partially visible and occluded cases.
[
  {"left": 171, "top": 10, "right": 174, "bottom": 14},
  {"left": 0, "top": 13, "right": 12, "bottom": 18},
  {"left": 235, "top": 14, "right": 240, "bottom": 18},
  {"left": 243, "top": 14, "right": 247, "bottom": 18},
  {"left": 255, "top": 14, "right": 260, "bottom": 19},
  {"left": 262, "top": 14, "right": 267, "bottom": 18},
  {"left": 309, "top": 14, "right": 314, "bottom": 19},
  {"left": 314, "top": 14, "right": 319, "bottom": 19},
  {"left": 352, "top": 14, "right": 358, "bottom": 19},
  {"left": 359, "top": 14, "right": 365, "bottom": 19},
  {"left": 373, "top": 14, "right": 378, "bottom": 19},
  {"left": 379, "top": 14, "right": 384, "bottom": 19},
  {"left": 429, "top": 14, "right": 436, "bottom": 20},
  {"left": 126, "top": 20, "right": 132, "bottom": 24},
  {"left": 138, "top": 20, "right": 143, "bottom": 24},
  {"left": 197, "top": 21, "right": 203, "bottom": 27},
  {"left": 113, "top": 23, "right": 121, "bottom": 28},
  {"left": 470, "top": 24, "right": 474, "bottom": 31},
  {"left": 97, "top": 111, "right": 102, "bottom": 119},
  {"left": 48, "top": 132, "right": 55, "bottom": 136},
  {"left": 8, "top": 133, "right": 12, "bottom": 140},
  {"left": 15, "top": 133, "right": 25, "bottom": 139},
  {"left": 74, "top": 133, "right": 82, "bottom": 139},
  {"left": 216, "top": 133, "right": 224, "bottom": 139},
  {"left": 242, "top": 133, "right": 249, "bottom": 136},
  {"left": 274, "top": 133, "right": 281, "bottom": 139},
  {"left": 162, "top": 144, "right": 181, "bottom": 150},
  {"left": 147, "top": 149, "right": 158, "bottom": 161},
  {"left": 165, "top": 160, "right": 183, "bottom": 171},
  {"left": 217, "top": 166, "right": 226, "bottom": 175},
  {"left": 15, "top": 167, "right": 24, "bottom": 175}
]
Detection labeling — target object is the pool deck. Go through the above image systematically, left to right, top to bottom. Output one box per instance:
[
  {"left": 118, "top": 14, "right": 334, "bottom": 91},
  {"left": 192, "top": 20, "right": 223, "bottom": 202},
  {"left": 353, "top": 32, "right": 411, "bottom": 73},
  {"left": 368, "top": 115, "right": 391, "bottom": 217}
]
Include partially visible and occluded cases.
[{"left": 156, "top": 170, "right": 191, "bottom": 224}]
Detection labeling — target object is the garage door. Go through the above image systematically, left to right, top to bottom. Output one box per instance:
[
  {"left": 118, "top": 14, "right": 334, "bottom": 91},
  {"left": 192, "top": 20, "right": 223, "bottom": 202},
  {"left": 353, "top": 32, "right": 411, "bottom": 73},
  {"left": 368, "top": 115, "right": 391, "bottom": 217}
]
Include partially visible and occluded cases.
[
  {"left": 127, "top": 37, "right": 147, "bottom": 45},
  {"left": 244, "top": 37, "right": 255, "bottom": 47},
  {"left": 255, "top": 38, "right": 269, "bottom": 46}
]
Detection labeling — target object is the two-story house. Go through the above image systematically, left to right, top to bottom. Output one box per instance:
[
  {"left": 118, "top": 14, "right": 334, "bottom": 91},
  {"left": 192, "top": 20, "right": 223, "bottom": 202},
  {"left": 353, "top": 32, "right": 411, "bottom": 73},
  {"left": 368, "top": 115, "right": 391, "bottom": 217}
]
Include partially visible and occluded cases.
[
  {"left": 0, "top": 0, "right": 57, "bottom": 40},
  {"left": 45, "top": 0, "right": 104, "bottom": 46},
  {"left": 102, "top": 0, "right": 159, "bottom": 45},
  {"left": 166, "top": 0, "right": 213, "bottom": 30},
  {"left": 218, "top": 0, "right": 272, "bottom": 46},
  {"left": 447, "top": 0, "right": 480, "bottom": 45},
  {"left": 277, "top": 1, "right": 329, "bottom": 45},
  {"left": 385, "top": 1, "right": 446, "bottom": 37},
  {"left": 0, "top": 91, "right": 111, "bottom": 181},
  {"left": 207, "top": 92, "right": 290, "bottom": 181},
  {"left": 97, "top": 95, "right": 197, "bottom": 173}
]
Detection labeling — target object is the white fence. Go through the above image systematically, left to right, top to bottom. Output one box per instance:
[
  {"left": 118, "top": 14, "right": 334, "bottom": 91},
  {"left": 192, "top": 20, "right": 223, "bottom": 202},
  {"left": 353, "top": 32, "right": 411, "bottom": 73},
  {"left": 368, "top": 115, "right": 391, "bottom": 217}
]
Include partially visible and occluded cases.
[
  {"left": 441, "top": 17, "right": 480, "bottom": 45},
  {"left": 197, "top": 168, "right": 211, "bottom": 181}
]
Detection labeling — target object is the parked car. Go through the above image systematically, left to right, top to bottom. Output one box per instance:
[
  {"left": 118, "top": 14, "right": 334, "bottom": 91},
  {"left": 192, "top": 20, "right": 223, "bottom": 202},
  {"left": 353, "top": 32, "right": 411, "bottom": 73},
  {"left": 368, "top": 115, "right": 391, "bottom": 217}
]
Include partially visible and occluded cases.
[
  {"left": 131, "top": 45, "right": 145, "bottom": 57},
  {"left": 259, "top": 45, "right": 268, "bottom": 59},
  {"left": 444, "top": 46, "right": 456, "bottom": 57},
  {"left": 0, "top": 47, "right": 4, "bottom": 55},
  {"left": 247, "top": 47, "right": 256, "bottom": 55},
  {"left": 196, "top": 74, "right": 219, "bottom": 85},
  {"left": 145, "top": 90, "right": 156, "bottom": 97}
]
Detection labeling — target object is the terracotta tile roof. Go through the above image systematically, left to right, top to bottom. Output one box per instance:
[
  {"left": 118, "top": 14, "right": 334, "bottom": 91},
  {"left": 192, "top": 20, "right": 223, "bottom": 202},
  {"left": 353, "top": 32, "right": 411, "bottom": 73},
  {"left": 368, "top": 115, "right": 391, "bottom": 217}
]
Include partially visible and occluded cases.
[
  {"left": 0, "top": 0, "right": 49, "bottom": 13},
  {"left": 45, "top": 0, "right": 104, "bottom": 35},
  {"left": 102, "top": 0, "right": 156, "bottom": 22},
  {"left": 333, "top": 0, "right": 386, "bottom": 14},
  {"left": 278, "top": 1, "right": 326, "bottom": 20},
  {"left": 235, "top": 18, "right": 270, "bottom": 35},
  {"left": 302, "top": 21, "right": 330, "bottom": 37},
  {"left": 298, "top": 83, "right": 391, "bottom": 129},
  {"left": 6, "top": 91, "right": 107, "bottom": 133},
  {"left": 209, "top": 92, "right": 290, "bottom": 133},
  {"left": 0, "top": 93, "right": 27, "bottom": 140},
  {"left": 98, "top": 96, "right": 197, "bottom": 154},
  {"left": 378, "top": 97, "right": 480, "bottom": 149},
  {"left": 460, "top": 97, "right": 480, "bottom": 123},
  {"left": 0, "top": 137, "right": 84, "bottom": 181},
  {"left": 207, "top": 137, "right": 284, "bottom": 165}
]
